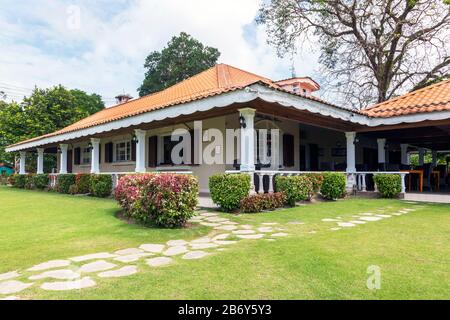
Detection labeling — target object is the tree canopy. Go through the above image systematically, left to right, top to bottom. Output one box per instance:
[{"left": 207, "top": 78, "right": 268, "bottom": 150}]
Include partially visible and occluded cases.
[
  {"left": 258, "top": 0, "right": 450, "bottom": 108},
  {"left": 138, "top": 32, "right": 221, "bottom": 96},
  {"left": 0, "top": 86, "right": 104, "bottom": 170}
]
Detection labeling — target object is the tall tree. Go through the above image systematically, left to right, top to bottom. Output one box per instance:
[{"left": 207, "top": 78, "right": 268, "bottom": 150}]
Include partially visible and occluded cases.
[
  {"left": 257, "top": 0, "right": 450, "bottom": 108},
  {"left": 138, "top": 32, "right": 221, "bottom": 96},
  {"left": 0, "top": 86, "right": 104, "bottom": 170}
]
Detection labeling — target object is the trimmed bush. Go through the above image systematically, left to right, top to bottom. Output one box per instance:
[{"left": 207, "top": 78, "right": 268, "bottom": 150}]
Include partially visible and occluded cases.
[
  {"left": 320, "top": 172, "right": 346, "bottom": 200},
  {"left": 75, "top": 173, "right": 91, "bottom": 194},
  {"left": 115, "top": 173, "right": 198, "bottom": 227},
  {"left": 209, "top": 173, "right": 251, "bottom": 212},
  {"left": 302, "top": 173, "right": 324, "bottom": 193},
  {"left": 11, "top": 174, "right": 27, "bottom": 188},
  {"left": 33, "top": 174, "right": 49, "bottom": 190},
  {"left": 56, "top": 174, "right": 76, "bottom": 194},
  {"left": 90, "top": 174, "right": 112, "bottom": 198},
  {"left": 374, "top": 174, "right": 402, "bottom": 198},
  {"left": 275, "top": 175, "right": 313, "bottom": 206},
  {"left": 68, "top": 184, "right": 78, "bottom": 195},
  {"left": 240, "top": 192, "right": 286, "bottom": 213}
]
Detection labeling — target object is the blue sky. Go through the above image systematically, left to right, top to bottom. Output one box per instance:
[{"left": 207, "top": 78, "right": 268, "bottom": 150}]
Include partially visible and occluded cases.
[{"left": 0, "top": 0, "right": 321, "bottom": 105}]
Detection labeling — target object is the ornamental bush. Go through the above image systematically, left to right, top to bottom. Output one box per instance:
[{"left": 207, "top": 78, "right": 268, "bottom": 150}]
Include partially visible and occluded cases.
[
  {"left": 320, "top": 172, "right": 346, "bottom": 200},
  {"left": 75, "top": 173, "right": 91, "bottom": 194},
  {"left": 115, "top": 173, "right": 198, "bottom": 227},
  {"left": 209, "top": 173, "right": 251, "bottom": 212},
  {"left": 302, "top": 173, "right": 324, "bottom": 193},
  {"left": 11, "top": 174, "right": 27, "bottom": 188},
  {"left": 33, "top": 174, "right": 49, "bottom": 190},
  {"left": 56, "top": 174, "right": 76, "bottom": 194},
  {"left": 90, "top": 174, "right": 112, "bottom": 198},
  {"left": 374, "top": 174, "right": 402, "bottom": 198},
  {"left": 275, "top": 175, "right": 313, "bottom": 206},
  {"left": 240, "top": 192, "right": 286, "bottom": 213}
]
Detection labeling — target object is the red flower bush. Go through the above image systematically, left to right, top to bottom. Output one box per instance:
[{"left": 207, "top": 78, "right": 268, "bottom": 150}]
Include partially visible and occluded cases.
[
  {"left": 115, "top": 173, "right": 198, "bottom": 227},
  {"left": 240, "top": 192, "right": 286, "bottom": 213}
]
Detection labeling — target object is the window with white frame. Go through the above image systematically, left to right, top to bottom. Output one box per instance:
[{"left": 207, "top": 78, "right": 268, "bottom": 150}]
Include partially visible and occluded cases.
[
  {"left": 115, "top": 141, "right": 131, "bottom": 162},
  {"left": 82, "top": 146, "right": 91, "bottom": 164}
]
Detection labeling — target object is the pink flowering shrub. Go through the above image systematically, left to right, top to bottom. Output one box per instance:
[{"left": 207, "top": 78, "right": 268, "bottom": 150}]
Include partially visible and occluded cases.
[{"left": 115, "top": 173, "right": 198, "bottom": 227}]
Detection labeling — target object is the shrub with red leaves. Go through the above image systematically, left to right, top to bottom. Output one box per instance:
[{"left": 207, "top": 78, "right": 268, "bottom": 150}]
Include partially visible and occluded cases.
[
  {"left": 115, "top": 173, "right": 198, "bottom": 227},
  {"left": 240, "top": 192, "right": 286, "bottom": 213}
]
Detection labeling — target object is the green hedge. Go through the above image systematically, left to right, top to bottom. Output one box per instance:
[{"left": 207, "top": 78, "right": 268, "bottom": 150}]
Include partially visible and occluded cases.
[
  {"left": 320, "top": 172, "right": 346, "bottom": 200},
  {"left": 75, "top": 173, "right": 91, "bottom": 194},
  {"left": 209, "top": 173, "right": 251, "bottom": 212},
  {"left": 302, "top": 173, "right": 324, "bottom": 193},
  {"left": 10, "top": 174, "right": 27, "bottom": 188},
  {"left": 33, "top": 174, "right": 49, "bottom": 190},
  {"left": 56, "top": 174, "right": 76, "bottom": 194},
  {"left": 90, "top": 174, "right": 112, "bottom": 198},
  {"left": 374, "top": 174, "right": 402, "bottom": 198},
  {"left": 275, "top": 175, "right": 313, "bottom": 206},
  {"left": 240, "top": 192, "right": 286, "bottom": 213}
]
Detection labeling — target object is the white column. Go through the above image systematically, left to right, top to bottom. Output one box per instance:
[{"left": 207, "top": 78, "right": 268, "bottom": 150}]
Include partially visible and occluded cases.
[
  {"left": 239, "top": 108, "right": 256, "bottom": 172},
  {"left": 135, "top": 129, "right": 147, "bottom": 173},
  {"left": 345, "top": 132, "right": 356, "bottom": 172},
  {"left": 90, "top": 138, "right": 100, "bottom": 174},
  {"left": 377, "top": 139, "right": 386, "bottom": 164},
  {"left": 59, "top": 144, "right": 68, "bottom": 174},
  {"left": 400, "top": 144, "right": 409, "bottom": 165},
  {"left": 37, "top": 148, "right": 44, "bottom": 174},
  {"left": 418, "top": 148, "right": 425, "bottom": 165},
  {"left": 19, "top": 151, "right": 26, "bottom": 174}
]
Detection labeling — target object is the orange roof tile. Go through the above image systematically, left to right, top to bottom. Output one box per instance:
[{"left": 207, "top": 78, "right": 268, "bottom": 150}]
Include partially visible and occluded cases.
[
  {"left": 9, "top": 63, "right": 337, "bottom": 148},
  {"left": 362, "top": 79, "right": 450, "bottom": 118}
]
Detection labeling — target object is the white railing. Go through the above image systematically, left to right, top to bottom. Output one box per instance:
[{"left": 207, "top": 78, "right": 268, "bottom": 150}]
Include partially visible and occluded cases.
[{"left": 225, "top": 170, "right": 409, "bottom": 194}]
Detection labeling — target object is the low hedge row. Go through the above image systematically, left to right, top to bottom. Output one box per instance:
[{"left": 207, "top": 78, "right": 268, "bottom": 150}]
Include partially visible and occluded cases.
[
  {"left": 320, "top": 172, "right": 346, "bottom": 200},
  {"left": 8, "top": 173, "right": 112, "bottom": 198},
  {"left": 115, "top": 173, "right": 198, "bottom": 227},
  {"left": 209, "top": 173, "right": 251, "bottom": 212},
  {"left": 374, "top": 174, "right": 402, "bottom": 198},
  {"left": 275, "top": 175, "right": 314, "bottom": 206},
  {"left": 240, "top": 192, "right": 285, "bottom": 213}
]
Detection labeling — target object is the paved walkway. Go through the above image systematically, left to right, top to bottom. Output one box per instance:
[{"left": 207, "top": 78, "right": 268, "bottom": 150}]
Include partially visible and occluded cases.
[{"left": 404, "top": 192, "right": 450, "bottom": 204}]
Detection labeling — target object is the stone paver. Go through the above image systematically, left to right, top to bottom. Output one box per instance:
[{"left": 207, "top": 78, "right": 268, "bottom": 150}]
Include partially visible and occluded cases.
[
  {"left": 200, "top": 212, "right": 218, "bottom": 217},
  {"left": 375, "top": 214, "right": 392, "bottom": 218},
  {"left": 359, "top": 216, "right": 382, "bottom": 222},
  {"left": 206, "top": 217, "right": 229, "bottom": 223},
  {"left": 322, "top": 218, "right": 341, "bottom": 222},
  {"left": 350, "top": 220, "right": 366, "bottom": 224},
  {"left": 221, "top": 221, "right": 238, "bottom": 225},
  {"left": 287, "top": 221, "right": 304, "bottom": 225},
  {"left": 200, "top": 222, "right": 221, "bottom": 227},
  {"left": 262, "top": 222, "right": 278, "bottom": 225},
  {"left": 337, "top": 222, "right": 356, "bottom": 227},
  {"left": 214, "top": 225, "right": 238, "bottom": 231},
  {"left": 239, "top": 225, "right": 254, "bottom": 229},
  {"left": 257, "top": 227, "right": 274, "bottom": 233},
  {"left": 330, "top": 227, "right": 341, "bottom": 231},
  {"left": 232, "top": 229, "right": 255, "bottom": 235},
  {"left": 272, "top": 232, "right": 288, "bottom": 237},
  {"left": 212, "top": 233, "right": 230, "bottom": 241},
  {"left": 237, "top": 234, "right": 264, "bottom": 239},
  {"left": 191, "top": 237, "right": 211, "bottom": 244},
  {"left": 167, "top": 240, "right": 188, "bottom": 246},
  {"left": 214, "top": 240, "right": 237, "bottom": 245},
  {"left": 190, "top": 243, "right": 218, "bottom": 250},
  {"left": 139, "top": 244, "right": 165, "bottom": 253},
  {"left": 163, "top": 246, "right": 188, "bottom": 256},
  {"left": 114, "top": 248, "right": 144, "bottom": 255},
  {"left": 182, "top": 251, "right": 208, "bottom": 260},
  {"left": 70, "top": 252, "right": 116, "bottom": 262},
  {"left": 114, "top": 253, "right": 153, "bottom": 263},
  {"left": 146, "top": 257, "right": 173, "bottom": 267},
  {"left": 27, "top": 260, "right": 71, "bottom": 271},
  {"left": 78, "top": 260, "right": 117, "bottom": 273},
  {"left": 98, "top": 266, "right": 137, "bottom": 278},
  {"left": 29, "top": 269, "right": 80, "bottom": 281},
  {"left": 0, "top": 271, "right": 20, "bottom": 281},
  {"left": 41, "top": 277, "right": 96, "bottom": 291},
  {"left": 0, "top": 280, "right": 33, "bottom": 295}
]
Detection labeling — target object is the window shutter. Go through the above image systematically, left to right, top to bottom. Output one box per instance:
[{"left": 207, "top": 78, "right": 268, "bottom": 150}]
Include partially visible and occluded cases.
[
  {"left": 283, "top": 134, "right": 295, "bottom": 167},
  {"left": 148, "top": 136, "right": 158, "bottom": 167},
  {"left": 131, "top": 140, "right": 136, "bottom": 161},
  {"left": 104, "top": 142, "right": 113, "bottom": 163},
  {"left": 98, "top": 144, "right": 101, "bottom": 164},
  {"left": 74, "top": 147, "right": 81, "bottom": 165}
]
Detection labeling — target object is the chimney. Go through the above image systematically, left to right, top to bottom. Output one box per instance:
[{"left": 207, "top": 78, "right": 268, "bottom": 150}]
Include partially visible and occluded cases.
[
  {"left": 275, "top": 77, "right": 320, "bottom": 96},
  {"left": 115, "top": 94, "right": 133, "bottom": 104}
]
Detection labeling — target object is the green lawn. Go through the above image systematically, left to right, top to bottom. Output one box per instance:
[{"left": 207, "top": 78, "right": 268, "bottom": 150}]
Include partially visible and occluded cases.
[{"left": 0, "top": 186, "right": 449, "bottom": 299}]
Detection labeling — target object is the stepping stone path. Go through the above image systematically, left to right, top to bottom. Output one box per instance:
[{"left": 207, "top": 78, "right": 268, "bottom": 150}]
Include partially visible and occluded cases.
[
  {"left": 0, "top": 211, "right": 295, "bottom": 297},
  {"left": 359, "top": 216, "right": 382, "bottom": 222},
  {"left": 322, "top": 218, "right": 341, "bottom": 222},
  {"left": 350, "top": 220, "right": 366, "bottom": 225},
  {"left": 337, "top": 222, "right": 356, "bottom": 227},
  {"left": 330, "top": 227, "right": 341, "bottom": 231},
  {"left": 139, "top": 244, "right": 165, "bottom": 253},
  {"left": 163, "top": 246, "right": 188, "bottom": 256},
  {"left": 182, "top": 251, "right": 208, "bottom": 260},
  {"left": 146, "top": 257, "right": 173, "bottom": 267},
  {"left": 28, "top": 260, "right": 71, "bottom": 271},
  {"left": 78, "top": 260, "right": 116, "bottom": 273},
  {"left": 98, "top": 266, "right": 137, "bottom": 278},
  {"left": 29, "top": 269, "right": 80, "bottom": 281},
  {"left": 0, "top": 271, "right": 20, "bottom": 281},
  {"left": 41, "top": 277, "right": 96, "bottom": 291},
  {"left": 0, "top": 280, "right": 33, "bottom": 295}
]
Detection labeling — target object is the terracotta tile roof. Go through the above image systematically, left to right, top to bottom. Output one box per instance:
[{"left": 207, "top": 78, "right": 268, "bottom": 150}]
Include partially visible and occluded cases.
[
  {"left": 9, "top": 63, "right": 339, "bottom": 148},
  {"left": 362, "top": 79, "right": 450, "bottom": 118}
]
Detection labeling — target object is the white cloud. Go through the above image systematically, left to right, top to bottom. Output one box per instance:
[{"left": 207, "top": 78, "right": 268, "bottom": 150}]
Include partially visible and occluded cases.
[{"left": 0, "top": 0, "right": 321, "bottom": 106}]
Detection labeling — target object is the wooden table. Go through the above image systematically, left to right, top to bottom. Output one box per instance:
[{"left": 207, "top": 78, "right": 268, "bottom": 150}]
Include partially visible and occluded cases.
[{"left": 401, "top": 170, "right": 423, "bottom": 192}]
